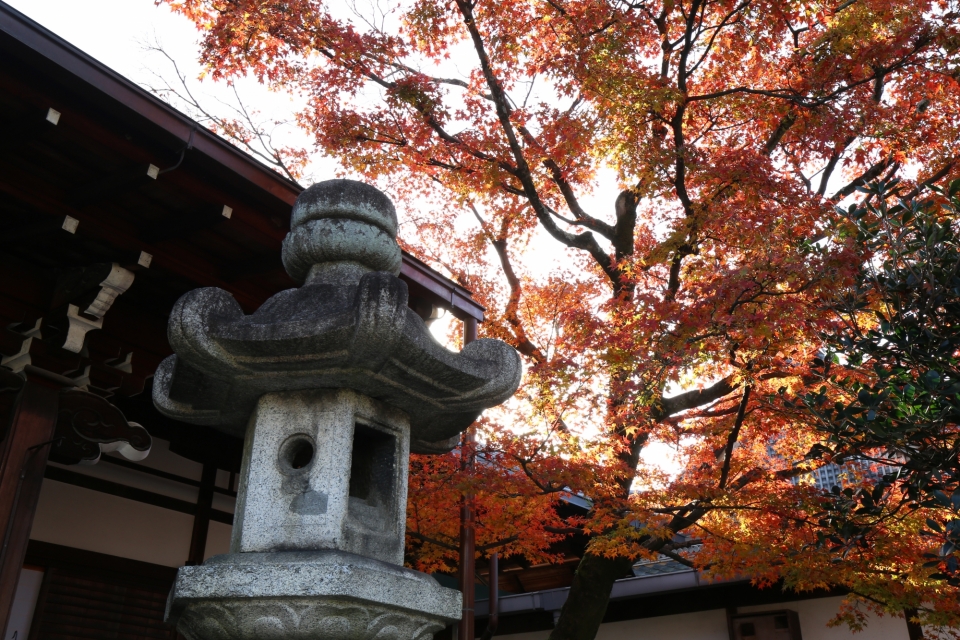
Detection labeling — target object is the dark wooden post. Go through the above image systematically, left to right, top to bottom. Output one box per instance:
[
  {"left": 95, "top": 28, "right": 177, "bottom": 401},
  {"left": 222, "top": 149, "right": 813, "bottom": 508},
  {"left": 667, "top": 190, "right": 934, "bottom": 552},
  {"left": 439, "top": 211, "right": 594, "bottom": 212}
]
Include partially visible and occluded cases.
[
  {"left": 458, "top": 318, "right": 478, "bottom": 640},
  {"left": 0, "top": 378, "right": 60, "bottom": 634},
  {"left": 186, "top": 462, "right": 218, "bottom": 566},
  {"left": 479, "top": 552, "right": 498, "bottom": 640}
]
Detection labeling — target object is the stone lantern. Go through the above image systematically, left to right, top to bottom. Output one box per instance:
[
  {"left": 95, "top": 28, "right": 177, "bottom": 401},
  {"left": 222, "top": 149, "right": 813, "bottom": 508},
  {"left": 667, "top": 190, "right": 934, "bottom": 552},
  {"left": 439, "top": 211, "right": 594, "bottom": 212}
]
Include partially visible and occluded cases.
[{"left": 153, "top": 180, "right": 521, "bottom": 640}]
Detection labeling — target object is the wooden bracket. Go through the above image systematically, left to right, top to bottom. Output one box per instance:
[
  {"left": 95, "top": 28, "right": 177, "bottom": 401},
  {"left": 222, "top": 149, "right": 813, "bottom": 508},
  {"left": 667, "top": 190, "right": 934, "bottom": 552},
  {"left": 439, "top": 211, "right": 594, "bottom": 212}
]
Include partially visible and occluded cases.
[
  {"left": 55, "top": 263, "right": 135, "bottom": 354},
  {"left": 50, "top": 390, "right": 152, "bottom": 465}
]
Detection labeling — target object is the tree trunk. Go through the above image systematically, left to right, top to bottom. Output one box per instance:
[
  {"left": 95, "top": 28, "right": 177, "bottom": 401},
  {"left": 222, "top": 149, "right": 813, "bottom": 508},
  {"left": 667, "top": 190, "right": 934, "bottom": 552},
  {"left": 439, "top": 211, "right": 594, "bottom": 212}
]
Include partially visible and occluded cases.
[{"left": 547, "top": 553, "right": 634, "bottom": 640}]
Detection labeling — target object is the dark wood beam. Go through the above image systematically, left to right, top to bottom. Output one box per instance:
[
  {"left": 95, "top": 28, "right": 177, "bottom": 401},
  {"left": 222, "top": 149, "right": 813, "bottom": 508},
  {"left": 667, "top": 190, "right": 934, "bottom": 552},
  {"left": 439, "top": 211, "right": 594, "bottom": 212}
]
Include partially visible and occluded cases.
[
  {"left": 0, "top": 3, "right": 302, "bottom": 212},
  {"left": 0, "top": 71, "right": 291, "bottom": 251},
  {"left": 0, "top": 106, "right": 57, "bottom": 154},
  {"left": 70, "top": 163, "right": 160, "bottom": 208},
  {"left": 140, "top": 205, "right": 229, "bottom": 245},
  {"left": 0, "top": 216, "right": 74, "bottom": 248},
  {"left": 220, "top": 252, "right": 285, "bottom": 283},
  {"left": 401, "top": 255, "right": 484, "bottom": 322},
  {"left": 0, "top": 374, "right": 60, "bottom": 634},
  {"left": 186, "top": 462, "right": 218, "bottom": 566},
  {"left": 24, "top": 539, "right": 178, "bottom": 587},
  {"left": 26, "top": 565, "right": 54, "bottom": 640}
]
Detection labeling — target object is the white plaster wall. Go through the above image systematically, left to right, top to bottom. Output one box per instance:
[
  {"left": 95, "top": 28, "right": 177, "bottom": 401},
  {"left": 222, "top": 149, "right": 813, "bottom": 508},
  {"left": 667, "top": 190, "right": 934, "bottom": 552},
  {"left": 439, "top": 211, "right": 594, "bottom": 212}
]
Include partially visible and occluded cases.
[
  {"left": 30, "top": 436, "right": 239, "bottom": 567},
  {"left": 45, "top": 458, "right": 201, "bottom": 504},
  {"left": 215, "top": 468, "right": 235, "bottom": 492},
  {"left": 30, "top": 479, "right": 194, "bottom": 567},
  {"left": 212, "top": 491, "right": 236, "bottom": 515},
  {"left": 497, "top": 595, "right": 911, "bottom": 640},
  {"left": 739, "top": 596, "right": 910, "bottom": 640},
  {"left": 492, "top": 609, "right": 728, "bottom": 640},
  {"left": 599, "top": 609, "right": 730, "bottom": 640}
]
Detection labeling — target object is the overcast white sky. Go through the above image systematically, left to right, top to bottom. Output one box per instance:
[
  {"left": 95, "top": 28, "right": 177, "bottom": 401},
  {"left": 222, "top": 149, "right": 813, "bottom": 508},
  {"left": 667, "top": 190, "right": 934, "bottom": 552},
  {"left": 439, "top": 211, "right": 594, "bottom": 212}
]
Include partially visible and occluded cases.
[{"left": 9, "top": 0, "right": 198, "bottom": 87}]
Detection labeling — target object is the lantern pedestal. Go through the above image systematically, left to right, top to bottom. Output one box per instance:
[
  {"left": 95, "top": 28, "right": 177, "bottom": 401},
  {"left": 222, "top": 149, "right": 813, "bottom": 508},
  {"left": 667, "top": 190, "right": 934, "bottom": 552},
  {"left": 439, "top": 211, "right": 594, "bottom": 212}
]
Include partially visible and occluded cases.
[{"left": 167, "top": 550, "right": 460, "bottom": 640}]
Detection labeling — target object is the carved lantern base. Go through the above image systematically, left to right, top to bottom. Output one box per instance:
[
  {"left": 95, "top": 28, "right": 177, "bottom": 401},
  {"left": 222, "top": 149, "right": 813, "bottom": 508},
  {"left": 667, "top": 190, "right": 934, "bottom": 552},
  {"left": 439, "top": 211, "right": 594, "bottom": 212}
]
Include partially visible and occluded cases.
[{"left": 166, "top": 550, "right": 461, "bottom": 640}]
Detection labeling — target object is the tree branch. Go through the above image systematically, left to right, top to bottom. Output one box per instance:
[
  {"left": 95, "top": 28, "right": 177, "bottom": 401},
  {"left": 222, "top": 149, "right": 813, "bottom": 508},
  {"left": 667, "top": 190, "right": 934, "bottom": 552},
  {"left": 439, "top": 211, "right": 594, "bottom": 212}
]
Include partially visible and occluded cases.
[
  {"left": 454, "top": 0, "right": 624, "bottom": 294},
  {"left": 686, "top": 1, "right": 752, "bottom": 78},
  {"left": 688, "top": 38, "right": 932, "bottom": 108},
  {"left": 312, "top": 46, "right": 521, "bottom": 178},
  {"left": 762, "top": 111, "right": 797, "bottom": 156},
  {"left": 517, "top": 124, "right": 616, "bottom": 241},
  {"left": 817, "top": 136, "right": 855, "bottom": 196},
  {"left": 832, "top": 155, "right": 897, "bottom": 200},
  {"left": 899, "top": 158, "right": 957, "bottom": 200},
  {"left": 613, "top": 189, "right": 639, "bottom": 262},
  {"left": 481, "top": 212, "right": 548, "bottom": 363},
  {"left": 655, "top": 370, "right": 790, "bottom": 420},
  {"left": 654, "top": 376, "right": 737, "bottom": 419},
  {"left": 718, "top": 384, "right": 752, "bottom": 489},
  {"left": 545, "top": 525, "right": 585, "bottom": 535},
  {"left": 407, "top": 531, "right": 460, "bottom": 552},
  {"left": 477, "top": 535, "right": 520, "bottom": 552},
  {"left": 658, "top": 549, "right": 697, "bottom": 567}
]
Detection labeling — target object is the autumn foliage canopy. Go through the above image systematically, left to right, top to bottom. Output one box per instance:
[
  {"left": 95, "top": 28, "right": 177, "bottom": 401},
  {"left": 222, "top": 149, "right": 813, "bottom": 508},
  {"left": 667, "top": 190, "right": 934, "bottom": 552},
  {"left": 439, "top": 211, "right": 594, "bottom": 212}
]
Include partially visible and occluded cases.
[{"left": 160, "top": 0, "right": 960, "bottom": 633}]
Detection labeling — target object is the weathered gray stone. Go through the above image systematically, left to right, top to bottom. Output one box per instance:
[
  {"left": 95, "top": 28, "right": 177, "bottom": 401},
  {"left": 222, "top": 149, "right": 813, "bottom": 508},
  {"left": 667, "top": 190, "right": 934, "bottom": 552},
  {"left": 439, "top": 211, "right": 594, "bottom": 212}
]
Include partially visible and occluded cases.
[
  {"left": 284, "top": 178, "right": 400, "bottom": 283},
  {"left": 291, "top": 178, "right": 399, "bottom": 238},
  {"left": 155, "top": 179, "right": 519, "bottom": 640},
  {"left": 283, "top": 218, "right": 401, "bottom": 283},
  {"left": 232, "top": 389, "right": 409, "bottom": 565},
  {"left": 167, "top": 550, "right": 461, "bottom": 640},
  {"left": 174, "top": 599, "right": 444, "bottom": 640}
]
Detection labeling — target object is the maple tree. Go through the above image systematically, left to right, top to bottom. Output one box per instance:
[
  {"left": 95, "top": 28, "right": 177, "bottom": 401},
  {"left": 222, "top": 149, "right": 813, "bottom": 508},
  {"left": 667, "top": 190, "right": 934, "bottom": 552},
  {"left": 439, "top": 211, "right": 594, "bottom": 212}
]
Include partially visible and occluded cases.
[{"left": 159, "top": 0, "right": 960, "bottom": 636}]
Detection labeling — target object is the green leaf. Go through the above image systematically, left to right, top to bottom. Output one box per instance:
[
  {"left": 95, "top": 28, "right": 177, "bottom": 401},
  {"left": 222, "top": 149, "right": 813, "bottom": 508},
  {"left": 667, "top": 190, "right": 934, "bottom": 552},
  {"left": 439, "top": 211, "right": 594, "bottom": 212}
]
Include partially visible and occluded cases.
[
  {"left": 949, "top": 178, "right": 960, "bottom": 199},
  {"left": 923, "top": 370, "right": 941, "bottom": 388}
]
